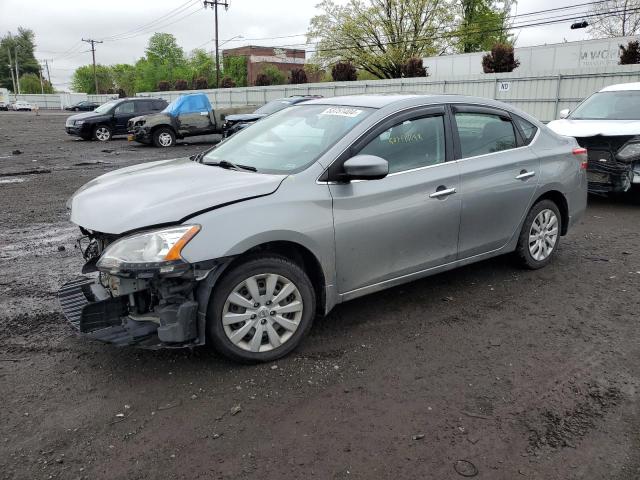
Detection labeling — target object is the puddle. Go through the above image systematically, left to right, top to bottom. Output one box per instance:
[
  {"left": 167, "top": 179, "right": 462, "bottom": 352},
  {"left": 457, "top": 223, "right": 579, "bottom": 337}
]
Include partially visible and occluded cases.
[{"left": 0, "top": 178, "right": 25, "bottom": 184}]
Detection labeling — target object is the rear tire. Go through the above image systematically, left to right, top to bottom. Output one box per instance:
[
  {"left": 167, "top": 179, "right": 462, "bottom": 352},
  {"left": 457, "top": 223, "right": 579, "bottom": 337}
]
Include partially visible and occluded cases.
[
  {"left": 152, "top": 127, "right": 175, "bottom": 147},
  {"left": 516, "top": 199, "right": 562, "bottom": 270},
  {"left": 207, "top": 255, "right": 315, "bottom": 363}
]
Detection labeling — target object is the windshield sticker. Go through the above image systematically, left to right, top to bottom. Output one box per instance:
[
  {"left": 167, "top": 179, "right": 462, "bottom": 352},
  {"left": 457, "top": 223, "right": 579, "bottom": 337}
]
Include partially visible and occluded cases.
[{"left": 320, "top": 107, "right": 363, "bottom": 117}]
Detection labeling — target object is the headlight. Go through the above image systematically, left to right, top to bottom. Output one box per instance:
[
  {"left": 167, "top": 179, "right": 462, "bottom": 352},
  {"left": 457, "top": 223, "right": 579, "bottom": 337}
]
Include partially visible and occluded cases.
[
  {"left": 75, "top": 120, "right": 85, "bottom": 125},
  {"left": 616, "top": 141, "right": 640, "bottom": 162},
  {"left": 97, "top": 225, "right": 200, "bottom": 273}
]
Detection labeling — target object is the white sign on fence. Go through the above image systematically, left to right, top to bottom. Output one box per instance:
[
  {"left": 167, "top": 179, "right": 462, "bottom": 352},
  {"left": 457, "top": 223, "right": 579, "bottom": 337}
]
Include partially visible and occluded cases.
[{"left": 498, "top": 81, "right": 511, "bottom": 92}]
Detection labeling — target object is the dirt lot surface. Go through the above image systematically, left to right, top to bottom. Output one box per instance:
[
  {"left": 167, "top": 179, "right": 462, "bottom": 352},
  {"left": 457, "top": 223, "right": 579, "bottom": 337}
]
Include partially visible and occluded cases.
[{"left": 1, "top": 111, "right": 639, "bottom": 480}]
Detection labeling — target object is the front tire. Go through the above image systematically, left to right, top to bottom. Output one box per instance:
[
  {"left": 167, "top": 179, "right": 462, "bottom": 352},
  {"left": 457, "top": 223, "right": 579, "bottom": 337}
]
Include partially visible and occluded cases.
[
  {"left": 93, "top": 125, "right": 112, "bottom": 142},
  {"left": 152, "top": 127, "right": 175, "bottom": 147},
  {"left": 516, "top": 199, "right": 562, "bottom": 269},
  {"left": 207, "top": 255, "right": 316, "bottom": 363}
]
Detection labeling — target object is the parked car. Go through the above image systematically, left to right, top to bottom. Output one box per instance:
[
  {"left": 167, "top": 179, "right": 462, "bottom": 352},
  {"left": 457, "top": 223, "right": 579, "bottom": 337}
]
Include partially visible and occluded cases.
[
  {"left": 547, "top": 82, "right": 640, "bottom": 194},
  {"left": 127, "top": 93, "right": 226, "bottom": 147},
  {"left": 59, "top": 95, "right": 587, "bottom": 362},
  {"left": 223, "top": 95, "right": 322, "bottom": 137},
  {"left": 65, "top": 97, "right": 167, "bottom": 141},
  {"left": 11, "top": 100, "right": 34, "bottom": 111},
  {"left": 65, "top": 100, "right": 101, "bottom": 112},
  {"left": 0, "top": 102, "right": 9, "bottom": 111}
]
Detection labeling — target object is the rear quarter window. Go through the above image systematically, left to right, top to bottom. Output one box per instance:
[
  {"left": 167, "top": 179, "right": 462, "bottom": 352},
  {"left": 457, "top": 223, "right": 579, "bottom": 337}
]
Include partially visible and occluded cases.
[{"left": 513, "top": 116, "right": 538, "bottom": 146}]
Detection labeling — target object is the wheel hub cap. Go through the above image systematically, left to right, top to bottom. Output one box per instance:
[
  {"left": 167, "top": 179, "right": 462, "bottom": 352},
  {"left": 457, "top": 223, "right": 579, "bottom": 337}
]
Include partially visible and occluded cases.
[
  {"left": 528, "top": 209, "right": 558, "bottom": 261},
  {"left": 222, "top": 273, "right": 303, "bottom": 353}
]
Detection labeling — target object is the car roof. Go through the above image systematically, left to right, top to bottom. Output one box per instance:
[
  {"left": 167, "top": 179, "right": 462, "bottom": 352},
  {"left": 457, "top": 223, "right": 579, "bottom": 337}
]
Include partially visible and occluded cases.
[{"left": 599, "top": 82, "right": 640, "bottom": 92}]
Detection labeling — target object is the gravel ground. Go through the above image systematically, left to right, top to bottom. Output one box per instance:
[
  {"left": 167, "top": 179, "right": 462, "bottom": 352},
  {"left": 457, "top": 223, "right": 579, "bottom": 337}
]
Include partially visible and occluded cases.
[{"left": 1, "top": 111, "right": 639, "bottom": 480}]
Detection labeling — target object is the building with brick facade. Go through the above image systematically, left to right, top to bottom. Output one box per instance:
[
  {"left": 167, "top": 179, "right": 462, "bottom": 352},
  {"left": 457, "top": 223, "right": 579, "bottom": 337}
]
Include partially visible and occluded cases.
[{"left": 222, "top": 46, "right": 306, "bottom": 86}]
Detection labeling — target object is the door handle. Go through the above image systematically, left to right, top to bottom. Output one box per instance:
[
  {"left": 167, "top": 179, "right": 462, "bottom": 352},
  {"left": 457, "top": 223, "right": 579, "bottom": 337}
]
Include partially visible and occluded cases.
[
  {"left": 515, "top": 170, "right": 536, "bottom": 180},
  {"left": 429, "top": 187, "right": 456, "bottom": 199}
]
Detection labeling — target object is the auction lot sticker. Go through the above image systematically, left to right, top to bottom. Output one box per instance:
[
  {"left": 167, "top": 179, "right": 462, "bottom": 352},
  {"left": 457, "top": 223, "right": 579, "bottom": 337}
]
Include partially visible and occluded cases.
[{"left": 321, "top": 107, "right": 363, "bottom": 117}]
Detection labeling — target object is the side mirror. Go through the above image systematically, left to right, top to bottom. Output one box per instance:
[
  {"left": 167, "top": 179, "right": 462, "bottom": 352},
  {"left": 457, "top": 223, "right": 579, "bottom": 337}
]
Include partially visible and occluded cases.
[
  {"left": 559, "top": 109, "right": 570, "bottom": 119},
  {"left": 342, "top": 155, "right": 389, "bottom": 181}
]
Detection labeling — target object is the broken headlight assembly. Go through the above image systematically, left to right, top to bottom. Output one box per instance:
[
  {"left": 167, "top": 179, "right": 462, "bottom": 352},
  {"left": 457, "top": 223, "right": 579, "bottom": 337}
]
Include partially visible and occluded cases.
[
  {"left": 616, "top": 139, "right": 640, "bottom": 162},
  {"left": 96, "top": 225, "right": 200, "bottom": 275}
]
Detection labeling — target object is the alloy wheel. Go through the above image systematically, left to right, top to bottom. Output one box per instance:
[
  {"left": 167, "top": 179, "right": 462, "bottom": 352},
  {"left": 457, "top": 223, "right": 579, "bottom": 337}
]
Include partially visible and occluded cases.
[
  {"left": 95, "top": 127, "right": 111, "bottom": 141},
  {"left": 528, "top": 209, "right": 558, "bottom": 261},
  {"left": 222, "top": 273, "right": 303, "bottom": 353}
]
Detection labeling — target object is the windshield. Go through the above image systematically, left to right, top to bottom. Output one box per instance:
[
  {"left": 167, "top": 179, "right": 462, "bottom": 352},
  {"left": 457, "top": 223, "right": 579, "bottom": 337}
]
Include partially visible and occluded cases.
[
  {"left": 570, "top": 91, "right": 640, "bottom": 120},
  {"left": 94, "top": 100, "right": 117, "bottom": 114},
  {"left": 254, "top": 100, "right": 293, "bottom": 115},
  {"left": 204, "top": 104, "right": 373, "bottom": 174}
]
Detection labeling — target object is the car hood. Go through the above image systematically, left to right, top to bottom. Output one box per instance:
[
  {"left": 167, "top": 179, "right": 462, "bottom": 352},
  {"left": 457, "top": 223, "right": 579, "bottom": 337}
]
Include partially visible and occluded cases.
[
  {"left": 66, "top": 111, "right": 106, "bottom": 122},
  {"left": 225, "top": 113, "right": 268, "bottom": 123},
  {"left": 546, "top": 119, "right": 640, "bottom": 137},
  {"left": 70, "top": 157, "right": 286, "bottom": 234}
]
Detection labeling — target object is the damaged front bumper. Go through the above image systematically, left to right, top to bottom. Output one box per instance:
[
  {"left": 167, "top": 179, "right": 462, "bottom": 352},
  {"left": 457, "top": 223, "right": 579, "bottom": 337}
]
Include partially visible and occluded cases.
[{"left": 58, "top": 263, "right": 226, "bottom": 349}]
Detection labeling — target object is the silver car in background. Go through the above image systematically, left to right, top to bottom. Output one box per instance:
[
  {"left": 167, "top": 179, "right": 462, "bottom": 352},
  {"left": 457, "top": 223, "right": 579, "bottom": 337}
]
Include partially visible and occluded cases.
[{"left": 60, "top": 95, "right": 587, "bottom": 363}]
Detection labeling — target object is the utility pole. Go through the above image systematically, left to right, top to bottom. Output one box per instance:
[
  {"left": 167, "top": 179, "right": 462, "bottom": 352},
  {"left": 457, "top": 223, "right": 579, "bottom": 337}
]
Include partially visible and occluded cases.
[
  {"left": 203, "top": 0, "right": 229, "bottom": 88},
  {"left": 82, "top": 38, "right": 103, "bottom": 94},
  {"left": 14, "top": 45, "right": 20, "bottom": 94},
  {"left": 7, "top": 48, "right": 17, "bottom": 99},
  {"left": 38, "top": 66, "right": 45, "bottom": 94}
]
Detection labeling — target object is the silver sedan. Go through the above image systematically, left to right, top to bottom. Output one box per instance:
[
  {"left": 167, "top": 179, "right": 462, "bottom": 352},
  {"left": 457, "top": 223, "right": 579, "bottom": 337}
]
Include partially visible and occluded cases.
[{"left": 61, "top": 94, "right": 588, "bottom": 362}]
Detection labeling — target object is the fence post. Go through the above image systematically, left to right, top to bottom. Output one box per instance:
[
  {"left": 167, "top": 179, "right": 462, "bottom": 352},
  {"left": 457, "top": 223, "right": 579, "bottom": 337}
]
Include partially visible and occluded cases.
[
  {"left": 553, "top": 74, "right": 562, "bottom": 119},
  {"left": 493, "top": 77, "right": 498, "bottom": 99},
  {"left": 442, "top": 80, "right": 447, "bottom": 94}
]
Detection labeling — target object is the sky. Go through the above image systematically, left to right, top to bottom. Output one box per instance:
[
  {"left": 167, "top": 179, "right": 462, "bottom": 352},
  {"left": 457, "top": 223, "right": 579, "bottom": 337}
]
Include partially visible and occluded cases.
[{"left": 0, "top": 0, "right": 597, "bottom": 91}]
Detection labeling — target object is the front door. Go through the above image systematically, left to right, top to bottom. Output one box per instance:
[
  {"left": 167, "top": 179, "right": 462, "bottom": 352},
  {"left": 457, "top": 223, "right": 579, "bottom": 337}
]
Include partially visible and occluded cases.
[
  {"left": 176, "top": 95, "right": 214, "bottom": 136},
  {"left": 113, "top": 101, "right": 136, "bottom": 134},
  {"left": 452, "top": 105, "right": 540, "bottom": 259},
  {"left": 329, "top": 108, "right": 461, "bottom": 295}
]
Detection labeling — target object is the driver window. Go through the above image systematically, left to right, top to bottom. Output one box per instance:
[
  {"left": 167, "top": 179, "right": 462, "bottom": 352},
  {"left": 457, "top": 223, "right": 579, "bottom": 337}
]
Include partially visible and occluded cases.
[
  {"left": 114, "top": 102, "right": 134, "bottom": 115},
  {"left": 358, "top": 115, "right": 446, "bottom": 174}
]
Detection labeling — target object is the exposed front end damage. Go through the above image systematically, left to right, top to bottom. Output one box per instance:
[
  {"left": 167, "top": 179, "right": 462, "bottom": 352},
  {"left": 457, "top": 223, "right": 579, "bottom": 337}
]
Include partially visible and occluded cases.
[
  {"left": 575, "top": 136, "right": 640, "bottom": 194},
  {"left": 58, "top": 228, "right": 227, "bottom": 349}
]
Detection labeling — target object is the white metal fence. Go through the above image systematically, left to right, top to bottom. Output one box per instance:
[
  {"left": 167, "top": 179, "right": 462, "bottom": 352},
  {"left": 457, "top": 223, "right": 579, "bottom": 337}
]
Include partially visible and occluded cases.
[
  {"left": 138, "top": 65, "right": 640, "bottom": 122},
  {"left": 12, "top": 93, "right": 118, "bottom": 110}
]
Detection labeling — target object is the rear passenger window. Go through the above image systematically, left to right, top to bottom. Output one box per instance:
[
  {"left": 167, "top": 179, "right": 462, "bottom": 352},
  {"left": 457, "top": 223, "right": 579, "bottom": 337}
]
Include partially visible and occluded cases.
[
  {"left": 455, "top": 112, "right": 516, "bottom": 158},
  {"left": 358, "top": 115, "right": 446, "bottom": 174},
  {"left": 513, "top": 116, "right": 538, "bottom": 145}
]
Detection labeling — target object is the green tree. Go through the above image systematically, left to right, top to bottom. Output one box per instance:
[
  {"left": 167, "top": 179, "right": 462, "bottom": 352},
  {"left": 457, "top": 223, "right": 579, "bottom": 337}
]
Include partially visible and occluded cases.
[
  {"left": 307, "top": 0, "right": 453, "bottom": 79},
  {"left": 455, "top": 0, "right": 513, "bottom": 53},
  {"left": 0, "top": 27, "right": 41, "bottom": 92},
  {"left": 188, "top": 49, "right": 217, "bottom": 87},
  {"left": 222, "top": 55, "right": 248, "bottom": 87},
  {"left": 71, "top": 64, "right": 114, "bottom": 93},
  {"left": 110, "top": 64, "right": 136, "bottom": 97},
  {"left": 260, "top": 65, "right": 286, "bottom": 85},
  {"left": 18, "top": 72, "right": 53, "bottom": 93}
]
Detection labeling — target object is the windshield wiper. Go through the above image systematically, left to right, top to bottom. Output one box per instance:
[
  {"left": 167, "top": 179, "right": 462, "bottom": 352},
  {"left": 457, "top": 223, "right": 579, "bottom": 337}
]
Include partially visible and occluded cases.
[{"left": 204, "top": 159, "right": 257, "bottom": 172}]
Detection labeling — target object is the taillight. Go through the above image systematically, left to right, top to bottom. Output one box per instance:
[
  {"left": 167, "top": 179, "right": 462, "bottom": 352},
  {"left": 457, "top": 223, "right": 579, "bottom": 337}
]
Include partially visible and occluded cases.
[{"left": 572, "top": 147, "right": 588, "bottom": 169}]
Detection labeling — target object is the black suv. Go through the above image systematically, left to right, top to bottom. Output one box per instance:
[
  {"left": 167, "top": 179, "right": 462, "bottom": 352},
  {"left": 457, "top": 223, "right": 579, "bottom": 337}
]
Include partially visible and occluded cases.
[{"left": 65, "top": 98, "right": 168, "bottom": 141}]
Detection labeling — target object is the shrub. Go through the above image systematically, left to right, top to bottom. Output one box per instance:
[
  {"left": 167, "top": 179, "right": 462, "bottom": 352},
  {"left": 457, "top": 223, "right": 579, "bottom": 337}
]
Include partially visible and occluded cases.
[
  {"left": 619, "top": 40, "right": 640, "bottom": 65},
  {"left": 482, "top": 43, "right": 520, "bottom": 73},
  {"left": 401, "top": 57, "right": 427, "bottom": 77},
  {"left": 331, "top": 61, "right": 357, "bottom": 81},
  {"left": 260, "top": 65, "right": 286, "bottom": 85},
  {"left": 290, "top": 68, "right": 308, "bottom": 84},
  {"left": 255, "top": 73, "right": 271, "bottom": 86},
  {"left": 193, "top": 76, "right": 208, "bottom": 89},
  {"left": 220, "top": 76, "right": 236, "bottom": 88},
  {"left": 174, "top": 79, "right": 189, "bottom": 90},
  {"left": 157, "top": 80, "right": 171, "bottom": 91}
]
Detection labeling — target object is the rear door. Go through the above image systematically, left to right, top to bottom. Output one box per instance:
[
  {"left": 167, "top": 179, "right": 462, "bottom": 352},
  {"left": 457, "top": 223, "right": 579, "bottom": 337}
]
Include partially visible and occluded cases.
[
  {"left": 451, "top": 104, "right": 540, "bottom": 259},
  {"left": 329, "top": 106, "right": 461, "bottom": 295}
]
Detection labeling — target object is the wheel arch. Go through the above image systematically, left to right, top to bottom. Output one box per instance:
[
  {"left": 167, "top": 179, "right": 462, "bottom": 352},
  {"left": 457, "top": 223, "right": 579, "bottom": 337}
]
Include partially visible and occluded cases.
[{"left": 532, "top": 189, "right": 569, "bottom": 235}]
